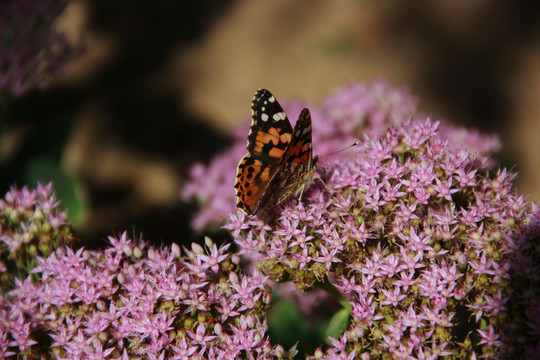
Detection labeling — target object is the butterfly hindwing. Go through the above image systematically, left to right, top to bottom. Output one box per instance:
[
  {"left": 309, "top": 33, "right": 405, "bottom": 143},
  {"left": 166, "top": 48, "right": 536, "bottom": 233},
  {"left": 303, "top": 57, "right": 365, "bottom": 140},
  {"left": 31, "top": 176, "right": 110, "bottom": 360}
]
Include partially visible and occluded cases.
[{"left": 235, "top": 153, "right": 278, "bottom": 215}]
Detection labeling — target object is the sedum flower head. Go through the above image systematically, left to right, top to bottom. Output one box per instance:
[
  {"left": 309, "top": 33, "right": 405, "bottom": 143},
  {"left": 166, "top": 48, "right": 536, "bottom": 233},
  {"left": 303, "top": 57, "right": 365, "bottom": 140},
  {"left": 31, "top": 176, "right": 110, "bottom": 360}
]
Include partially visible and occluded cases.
[
  {"left": 182, "top": 81, "right": 500, "bottom": 232},
  {"left": 225, "top": 119, "right": 539, "bottom": 359},
  {"left": 0, "top": 182, "right": 73, "bottom": 290},
  {"left": 0, "top": 230, "right": 295, "bottom": 359}
]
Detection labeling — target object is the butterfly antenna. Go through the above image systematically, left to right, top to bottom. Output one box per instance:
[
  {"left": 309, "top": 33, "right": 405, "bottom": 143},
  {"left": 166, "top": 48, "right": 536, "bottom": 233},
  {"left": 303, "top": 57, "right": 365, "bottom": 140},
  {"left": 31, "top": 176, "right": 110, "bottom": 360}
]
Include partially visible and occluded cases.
[{"left": 319, "top": 141, "right": 359, "bottom": 159}]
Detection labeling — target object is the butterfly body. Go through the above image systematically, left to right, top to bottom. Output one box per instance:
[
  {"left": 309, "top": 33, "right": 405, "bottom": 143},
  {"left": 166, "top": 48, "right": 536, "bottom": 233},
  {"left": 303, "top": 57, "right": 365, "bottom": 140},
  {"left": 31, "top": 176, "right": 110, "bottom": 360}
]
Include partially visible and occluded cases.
[{"left": 235, "top": 89, "right": 317, "bottom": 215}]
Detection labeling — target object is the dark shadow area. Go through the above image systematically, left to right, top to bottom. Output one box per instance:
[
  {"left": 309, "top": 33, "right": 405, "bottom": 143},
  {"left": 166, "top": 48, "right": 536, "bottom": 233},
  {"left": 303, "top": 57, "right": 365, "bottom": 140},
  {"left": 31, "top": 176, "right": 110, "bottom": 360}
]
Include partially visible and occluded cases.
[
  {"left": 0, "top": 0, "right": 235, "bottom": 248},
  {"left": 389, "top": 1, "right": 540, "bottom": 134}
]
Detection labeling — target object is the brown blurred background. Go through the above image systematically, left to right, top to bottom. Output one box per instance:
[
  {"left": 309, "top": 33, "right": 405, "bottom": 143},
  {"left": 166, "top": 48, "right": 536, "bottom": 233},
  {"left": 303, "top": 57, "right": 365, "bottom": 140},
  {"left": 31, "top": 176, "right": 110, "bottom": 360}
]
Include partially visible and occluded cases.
[{"left": 4, "top": 0, "right": 540, "bottom": 247}]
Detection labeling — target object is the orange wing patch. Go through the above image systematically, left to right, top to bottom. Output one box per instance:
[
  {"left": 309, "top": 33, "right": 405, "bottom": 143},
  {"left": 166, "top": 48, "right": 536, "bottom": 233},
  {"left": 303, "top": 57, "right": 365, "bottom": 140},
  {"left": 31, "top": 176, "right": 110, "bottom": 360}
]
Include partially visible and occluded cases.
[
  {"left": 253, "top": 128, "right": 292, "bottom": 157},
  {"left": 285, "top": 140, "right": 311, "bottom": 164},
  {"left": 235, "top": 154, "right": 277, "bottom": 214}
]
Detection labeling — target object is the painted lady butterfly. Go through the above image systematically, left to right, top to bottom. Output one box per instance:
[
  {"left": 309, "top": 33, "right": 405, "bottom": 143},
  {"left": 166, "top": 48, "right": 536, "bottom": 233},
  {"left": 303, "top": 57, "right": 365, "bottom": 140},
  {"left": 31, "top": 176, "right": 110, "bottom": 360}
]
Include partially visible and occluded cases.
[{"left": 235, "top": 89, "right": 318, "bottom": 215}]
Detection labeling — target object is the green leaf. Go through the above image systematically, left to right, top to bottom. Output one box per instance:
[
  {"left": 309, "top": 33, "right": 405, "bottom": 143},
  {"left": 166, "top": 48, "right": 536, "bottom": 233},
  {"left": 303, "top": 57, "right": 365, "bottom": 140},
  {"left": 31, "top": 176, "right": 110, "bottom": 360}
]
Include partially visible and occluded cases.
[
  {"left": 24, "top": 156, "right": 85, "bottom": 224},
  {"left": 325, "top": 307, "right": 350, "bottom": 345}
]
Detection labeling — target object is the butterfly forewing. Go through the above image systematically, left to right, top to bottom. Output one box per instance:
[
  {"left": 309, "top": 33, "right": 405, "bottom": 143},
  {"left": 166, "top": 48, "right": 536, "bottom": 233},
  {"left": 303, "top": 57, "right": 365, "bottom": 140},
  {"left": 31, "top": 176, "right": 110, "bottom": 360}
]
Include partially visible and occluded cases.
[
  {"left": 247, "top": 89, "right": 293, "bottom": 158},
  {"left": 281, "top": 108, "right": 313, "bottom": 165}
]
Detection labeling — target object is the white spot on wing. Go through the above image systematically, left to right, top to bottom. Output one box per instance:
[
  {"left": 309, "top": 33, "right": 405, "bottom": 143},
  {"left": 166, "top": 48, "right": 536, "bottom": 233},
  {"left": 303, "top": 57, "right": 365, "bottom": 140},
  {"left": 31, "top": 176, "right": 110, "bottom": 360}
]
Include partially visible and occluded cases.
[
  {"left": 268, "top": 96, "right": 275, "bottom": 103},
  {"left": 273, "top": 112, "right": 286, "bottom": 121},
  {"left": 261, "top": 113, "right": 269, "bottom": 121}
]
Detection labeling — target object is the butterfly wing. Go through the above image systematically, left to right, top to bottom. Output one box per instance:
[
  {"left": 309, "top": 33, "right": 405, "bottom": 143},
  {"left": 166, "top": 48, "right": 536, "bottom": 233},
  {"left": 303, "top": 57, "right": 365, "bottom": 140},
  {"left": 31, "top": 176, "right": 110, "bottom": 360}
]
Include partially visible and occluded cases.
[
  {"left": 235, "top": 89, "right": 294, "bottom": 214},
  {"left": 280, "top": 108, "right": 313, "bottom": 166}
]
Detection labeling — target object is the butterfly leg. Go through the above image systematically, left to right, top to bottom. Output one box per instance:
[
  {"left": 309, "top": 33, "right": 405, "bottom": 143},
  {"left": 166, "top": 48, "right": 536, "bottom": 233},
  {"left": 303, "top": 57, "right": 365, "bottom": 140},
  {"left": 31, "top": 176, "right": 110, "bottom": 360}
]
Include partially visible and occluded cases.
[
  {"left": 296, "top": 173, "right": 332, "bottom": 202},
  {"left": 312, "top": 174, "right": 333, "bottom": 193},
  {"left": 297, "top": 183, "right": 307, "bottom": 201}
]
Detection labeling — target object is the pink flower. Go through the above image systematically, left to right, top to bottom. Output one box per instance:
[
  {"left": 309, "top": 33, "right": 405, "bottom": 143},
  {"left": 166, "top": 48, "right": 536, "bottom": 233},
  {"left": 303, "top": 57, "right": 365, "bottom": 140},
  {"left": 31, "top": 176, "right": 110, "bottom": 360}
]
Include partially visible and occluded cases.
[
  {"left": 0, "top": 0, "right": 80, "bottom": 96},
  {"left": 477, "top": 325, "right": 503, "bottom": 347}
]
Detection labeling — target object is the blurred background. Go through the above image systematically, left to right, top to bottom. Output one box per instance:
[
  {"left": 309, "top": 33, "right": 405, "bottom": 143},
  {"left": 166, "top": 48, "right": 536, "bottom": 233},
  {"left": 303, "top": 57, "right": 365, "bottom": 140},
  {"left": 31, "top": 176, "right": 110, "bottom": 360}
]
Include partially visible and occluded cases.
[{"left": 1, "top": 0, "right": 540, "bottom": 248}]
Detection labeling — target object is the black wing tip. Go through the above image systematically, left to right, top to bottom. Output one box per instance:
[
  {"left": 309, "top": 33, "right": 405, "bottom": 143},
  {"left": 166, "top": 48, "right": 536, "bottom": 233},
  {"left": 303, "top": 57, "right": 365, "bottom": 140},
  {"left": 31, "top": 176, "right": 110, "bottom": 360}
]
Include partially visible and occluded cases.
[
  {"left": 251, "top": 88, "right": 283, "bottom": 114},
  {"left": 253, "top": 88, "right": 273, "bottom": 101},
  {"left": 296, "top": 108, "right": 312, "bottom": 127},
  {"left": 299, "top": 108, "right": 311, "bottom": 117}
]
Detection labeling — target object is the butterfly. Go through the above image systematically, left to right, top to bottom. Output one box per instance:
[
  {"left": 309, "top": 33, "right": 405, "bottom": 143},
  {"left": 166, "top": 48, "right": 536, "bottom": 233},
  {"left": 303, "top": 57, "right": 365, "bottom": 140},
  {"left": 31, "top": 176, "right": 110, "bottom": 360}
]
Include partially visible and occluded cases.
[{"left": 234, "top": 88, "right": 318, "bottom": 215}]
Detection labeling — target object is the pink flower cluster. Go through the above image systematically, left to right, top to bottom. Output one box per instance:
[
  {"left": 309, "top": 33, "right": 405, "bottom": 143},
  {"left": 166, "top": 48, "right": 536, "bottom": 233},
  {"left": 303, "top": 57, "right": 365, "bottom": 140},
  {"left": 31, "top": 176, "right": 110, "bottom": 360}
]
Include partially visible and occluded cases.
[
  {"left": 0, "top": 0, "right": 76, "bottom": 96},
  {"left": 2, "top": 81, "right": 538, "bottom": 359},
  {"left": 182, "top": 81, "right": 501, "bottom": 232},
  {"left": 225, "top": 119, "right": 539, "bottom": 359},
  {"left": 0, "top": 182, "right": 72, "bottom": 290},
  {"left": 0, "top": 227, "right": 295, "bottom": 359}
]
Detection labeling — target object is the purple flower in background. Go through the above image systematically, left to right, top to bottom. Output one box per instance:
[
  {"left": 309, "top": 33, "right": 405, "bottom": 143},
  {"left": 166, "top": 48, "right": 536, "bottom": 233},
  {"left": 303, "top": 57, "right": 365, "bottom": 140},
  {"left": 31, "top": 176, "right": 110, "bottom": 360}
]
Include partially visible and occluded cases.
[
  {"left": 0, "top": 0, "right": 78, "bottom": 96},
  {"left": 182, "top": 143, "right": 246, "bottom": 232}
]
